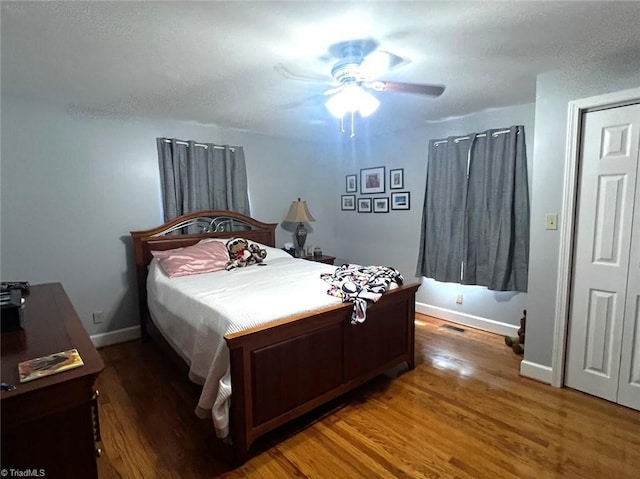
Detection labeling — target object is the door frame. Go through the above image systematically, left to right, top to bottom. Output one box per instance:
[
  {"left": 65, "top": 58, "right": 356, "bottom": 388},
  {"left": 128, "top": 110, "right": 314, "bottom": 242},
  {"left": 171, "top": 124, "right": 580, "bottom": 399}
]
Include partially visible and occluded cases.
[{"left": 552, "top": 86, "right": 640, "bottom": 388}]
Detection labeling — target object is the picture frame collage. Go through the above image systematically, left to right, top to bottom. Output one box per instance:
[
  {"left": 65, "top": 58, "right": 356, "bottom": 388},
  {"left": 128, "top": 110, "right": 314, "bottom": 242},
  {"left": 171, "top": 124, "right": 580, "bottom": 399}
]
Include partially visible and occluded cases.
[{"left": 342, "top": 166, "right": 411, "bottom": 213}]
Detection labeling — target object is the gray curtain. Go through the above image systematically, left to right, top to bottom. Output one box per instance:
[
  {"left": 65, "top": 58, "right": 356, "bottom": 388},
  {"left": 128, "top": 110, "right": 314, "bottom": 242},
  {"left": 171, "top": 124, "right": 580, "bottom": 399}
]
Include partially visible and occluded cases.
[
  {"left": 416, "top": 125, "right": 529, "bottom": 292},
  {"left": 415, "top": 135, "right": 470, "bottom": 283},
  {"left": 157, "top": 138, "right": 250, "bottom": 222}
]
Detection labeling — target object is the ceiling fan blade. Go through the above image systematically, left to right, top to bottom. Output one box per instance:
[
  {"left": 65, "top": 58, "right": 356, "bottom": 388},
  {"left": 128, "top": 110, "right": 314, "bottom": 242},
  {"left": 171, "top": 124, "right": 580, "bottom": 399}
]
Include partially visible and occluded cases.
[
  {"left": 359, "top": 50, "right": 407, "bottom": 80},
  {"left": 274, "top": 63, "right": 332, "bottom": 83},
  {"left": 366, "top": 81, "right": 445, "bottom": 97}
]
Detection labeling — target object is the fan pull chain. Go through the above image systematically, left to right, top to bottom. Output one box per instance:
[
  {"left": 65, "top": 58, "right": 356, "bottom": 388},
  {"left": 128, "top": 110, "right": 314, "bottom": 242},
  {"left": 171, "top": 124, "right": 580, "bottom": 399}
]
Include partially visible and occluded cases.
[
  {"left": 350, "top": 111, "right": 355, "bottom": 138},
  {"left": 338, "top": 112, "right": 357, "bottom": 139}
]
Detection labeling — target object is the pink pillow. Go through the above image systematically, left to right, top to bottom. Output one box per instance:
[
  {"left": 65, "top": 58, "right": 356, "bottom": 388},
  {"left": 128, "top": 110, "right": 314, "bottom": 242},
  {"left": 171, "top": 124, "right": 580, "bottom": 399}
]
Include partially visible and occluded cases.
[{"left": 151, "top": 241, "right": 229, "bottom": 278}]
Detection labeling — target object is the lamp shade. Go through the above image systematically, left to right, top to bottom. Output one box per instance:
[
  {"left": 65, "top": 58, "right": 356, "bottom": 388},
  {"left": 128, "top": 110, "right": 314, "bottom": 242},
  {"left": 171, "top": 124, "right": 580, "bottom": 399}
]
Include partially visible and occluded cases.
[{"left": 284, "top": 198, "right": 316, "bottom": 223}]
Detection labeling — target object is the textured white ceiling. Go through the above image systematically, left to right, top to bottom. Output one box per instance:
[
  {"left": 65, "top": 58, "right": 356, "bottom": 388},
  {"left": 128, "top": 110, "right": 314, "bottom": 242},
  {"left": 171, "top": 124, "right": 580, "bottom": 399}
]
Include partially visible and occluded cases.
[{"left": 2, "top": 1, "right": 640, "bottom": 142}]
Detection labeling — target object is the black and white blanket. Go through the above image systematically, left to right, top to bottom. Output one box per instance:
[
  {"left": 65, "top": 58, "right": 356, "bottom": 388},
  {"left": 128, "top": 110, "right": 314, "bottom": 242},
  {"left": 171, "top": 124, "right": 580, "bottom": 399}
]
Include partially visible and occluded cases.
[{"left": 320, "top": 264, "right": 404, "bottom": 324}]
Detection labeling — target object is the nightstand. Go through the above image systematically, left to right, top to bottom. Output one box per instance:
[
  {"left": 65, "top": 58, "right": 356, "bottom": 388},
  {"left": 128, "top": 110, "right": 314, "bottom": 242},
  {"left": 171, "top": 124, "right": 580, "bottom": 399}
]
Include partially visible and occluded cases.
[{"left": 304, "top": 255, "right": 336, "bottom": 265}]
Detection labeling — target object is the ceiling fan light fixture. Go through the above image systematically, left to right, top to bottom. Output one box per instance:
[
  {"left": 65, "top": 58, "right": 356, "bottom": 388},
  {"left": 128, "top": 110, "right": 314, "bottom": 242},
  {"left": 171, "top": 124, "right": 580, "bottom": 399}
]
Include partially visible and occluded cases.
[
  {"left": 325, "top": 84, "right": 379, "bottom": 118},
  {"left": 356, "top": 89, "right": 380, "bottom": 117},
  {"left": 325, "top": 91, "right": 348, "bottom": 118}
]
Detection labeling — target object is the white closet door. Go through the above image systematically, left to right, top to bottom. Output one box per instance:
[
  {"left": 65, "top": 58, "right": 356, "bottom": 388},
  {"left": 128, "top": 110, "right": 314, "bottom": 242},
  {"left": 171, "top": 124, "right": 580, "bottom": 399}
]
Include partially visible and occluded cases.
[
  {"left": 566, "top": 103, "right": 640, "bottom": 404},
  {"left": 617, "top": 112, "right": 640, "bottom": 409}
]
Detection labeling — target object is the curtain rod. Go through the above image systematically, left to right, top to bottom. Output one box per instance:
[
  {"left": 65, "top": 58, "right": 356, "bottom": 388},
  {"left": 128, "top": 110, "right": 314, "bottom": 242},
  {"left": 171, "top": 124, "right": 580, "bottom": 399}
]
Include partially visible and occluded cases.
[
  {"left": 433, "top": 127, "right": 519, "bottom": 146},
  {"left": 162, "top": 139, "right": 235, "bottom": 151}
]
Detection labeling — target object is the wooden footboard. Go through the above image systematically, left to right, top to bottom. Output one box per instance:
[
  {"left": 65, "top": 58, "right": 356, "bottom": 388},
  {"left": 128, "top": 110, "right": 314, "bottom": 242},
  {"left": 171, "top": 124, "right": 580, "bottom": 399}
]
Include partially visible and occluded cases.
[{"left": 225, "top": 282, "right": 419, "bottom": 464}]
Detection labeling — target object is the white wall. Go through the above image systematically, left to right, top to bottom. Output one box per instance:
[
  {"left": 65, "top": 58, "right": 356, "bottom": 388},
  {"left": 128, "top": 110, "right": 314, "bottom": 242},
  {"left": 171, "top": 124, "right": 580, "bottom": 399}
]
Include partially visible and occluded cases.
[
  {"left": 525, "top": 51, "right": 640, "bottom": 369},
  {"left": 0, "top": 96, "right": 338, "bottom": 337},
  {"left": 333, "top": 103, "right": 535, "bottom": 332}
]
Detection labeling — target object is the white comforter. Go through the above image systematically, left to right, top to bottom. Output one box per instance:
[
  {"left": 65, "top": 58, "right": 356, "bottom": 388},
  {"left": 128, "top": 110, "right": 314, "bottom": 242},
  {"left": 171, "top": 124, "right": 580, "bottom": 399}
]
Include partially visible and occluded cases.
[{"left": 147, "top": 249, "right": 341, "bottom": 437}]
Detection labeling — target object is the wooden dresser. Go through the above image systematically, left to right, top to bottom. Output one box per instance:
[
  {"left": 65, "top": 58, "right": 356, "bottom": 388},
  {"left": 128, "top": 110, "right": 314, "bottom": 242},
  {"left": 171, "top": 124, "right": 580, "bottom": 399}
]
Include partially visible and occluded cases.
[{"left": 1, "top": 283, "right": 104, "bottom": 479}]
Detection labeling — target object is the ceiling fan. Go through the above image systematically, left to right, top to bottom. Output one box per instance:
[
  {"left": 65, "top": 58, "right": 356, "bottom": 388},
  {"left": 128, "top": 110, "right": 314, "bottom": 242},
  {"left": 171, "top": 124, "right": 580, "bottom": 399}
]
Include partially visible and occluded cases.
[{"left": 275, "top": 39, "right": 445, "bottom": 136}]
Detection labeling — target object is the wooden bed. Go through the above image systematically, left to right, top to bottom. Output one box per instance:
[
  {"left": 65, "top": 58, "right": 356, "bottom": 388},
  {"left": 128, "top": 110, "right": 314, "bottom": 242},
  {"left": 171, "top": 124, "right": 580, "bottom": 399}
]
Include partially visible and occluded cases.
[{"left": 131, "top": 210, "right": 420, "bottom": 464}]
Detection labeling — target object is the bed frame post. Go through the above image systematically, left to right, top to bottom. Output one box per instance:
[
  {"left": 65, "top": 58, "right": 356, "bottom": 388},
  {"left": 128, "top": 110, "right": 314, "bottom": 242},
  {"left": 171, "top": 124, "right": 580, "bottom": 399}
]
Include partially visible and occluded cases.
[
  {"left": 131, "top": 231, "right": 150, "bottom": 341},
  {"left": 407, "top": 295, "right": 416, "bottom": 370},
  {"left": 228, "top": 346, "right": 250, "bottom": 465}
]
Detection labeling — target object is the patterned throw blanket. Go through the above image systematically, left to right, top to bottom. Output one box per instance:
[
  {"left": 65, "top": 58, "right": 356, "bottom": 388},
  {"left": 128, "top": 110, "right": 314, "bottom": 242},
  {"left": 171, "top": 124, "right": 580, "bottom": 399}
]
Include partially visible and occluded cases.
[{"left": 320, "top": 264, "right": 404, "bottom": 324}]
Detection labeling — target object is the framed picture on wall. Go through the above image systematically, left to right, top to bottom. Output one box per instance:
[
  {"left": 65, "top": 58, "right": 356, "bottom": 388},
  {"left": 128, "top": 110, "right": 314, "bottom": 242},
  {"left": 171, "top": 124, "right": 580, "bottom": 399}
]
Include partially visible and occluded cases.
[
  {"left": 360, "top": 166, "right": 385, "bottom": 194},
  {"left": 390, "top": 168, "right": 404, "bottom": 189},
  {"left": 346, "top": 174, "right": 357, "bottom": 193},
  {"left": 391, "top": 192, "right": 410, "bottom": 210},
  {"left": 341, "top": 195, "right": 356, "bottom": 211},
  {"left": 357, "top": 197, "right": 372, "bottom": 213},
  {"left": 373, "top": 197, "right": 389, "bottom": 213}
]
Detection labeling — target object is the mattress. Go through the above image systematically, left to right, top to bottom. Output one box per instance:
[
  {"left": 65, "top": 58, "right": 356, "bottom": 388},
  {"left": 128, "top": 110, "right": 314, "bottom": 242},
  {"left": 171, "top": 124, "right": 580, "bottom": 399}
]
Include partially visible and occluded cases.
[{"left": 147, "top": 247, "right": 341, "bottom": 438}]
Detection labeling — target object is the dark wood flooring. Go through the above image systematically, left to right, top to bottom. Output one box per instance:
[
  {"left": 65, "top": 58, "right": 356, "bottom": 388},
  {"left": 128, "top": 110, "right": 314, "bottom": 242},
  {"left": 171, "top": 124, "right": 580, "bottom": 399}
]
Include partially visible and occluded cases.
[{"left": 95, "top": 314, "right": 640, "bottom": 478}]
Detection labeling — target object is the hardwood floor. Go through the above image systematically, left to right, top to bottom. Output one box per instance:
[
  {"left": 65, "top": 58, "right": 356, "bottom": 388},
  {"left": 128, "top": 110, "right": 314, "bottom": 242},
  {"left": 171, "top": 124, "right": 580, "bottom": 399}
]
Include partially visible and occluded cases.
[{"left": 96, "top": 314, "right": 640, "bottom": 478}]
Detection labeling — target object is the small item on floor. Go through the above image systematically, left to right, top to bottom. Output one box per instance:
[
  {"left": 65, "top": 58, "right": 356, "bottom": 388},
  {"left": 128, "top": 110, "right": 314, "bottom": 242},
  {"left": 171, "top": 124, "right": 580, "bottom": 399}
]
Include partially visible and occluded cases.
[{"left": 504, "top": 309, "right": 526, "bottom": 355}]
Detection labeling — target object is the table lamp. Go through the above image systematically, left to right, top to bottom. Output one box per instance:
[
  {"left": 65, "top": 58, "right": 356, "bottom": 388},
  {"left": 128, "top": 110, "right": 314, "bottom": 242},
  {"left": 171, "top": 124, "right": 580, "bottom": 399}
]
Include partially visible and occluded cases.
[{"left": 284, "top": 198, "right": 316, "bottom": 256}]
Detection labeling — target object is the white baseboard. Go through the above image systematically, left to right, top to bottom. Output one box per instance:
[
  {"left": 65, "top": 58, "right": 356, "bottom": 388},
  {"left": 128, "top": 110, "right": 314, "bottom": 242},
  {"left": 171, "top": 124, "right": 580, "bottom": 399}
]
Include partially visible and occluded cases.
[
  {"left": 416, "top": 302, "right": 519, "bottom": 337},
  {"left": 91, "top": 326, "right": 140, "bottom": 348},
  {"left": 519, "top": 360, "right": 553, "bottom": 385}
]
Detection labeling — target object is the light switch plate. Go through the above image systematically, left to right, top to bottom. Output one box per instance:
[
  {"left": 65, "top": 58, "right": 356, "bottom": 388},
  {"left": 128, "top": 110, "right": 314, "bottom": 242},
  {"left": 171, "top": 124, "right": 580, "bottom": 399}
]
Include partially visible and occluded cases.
[
  {"left": 545, "top": 214, "right": 558, "bottom": 230},
  {"left": 93, "top": 311, "right": 104, "bottom": 324}
]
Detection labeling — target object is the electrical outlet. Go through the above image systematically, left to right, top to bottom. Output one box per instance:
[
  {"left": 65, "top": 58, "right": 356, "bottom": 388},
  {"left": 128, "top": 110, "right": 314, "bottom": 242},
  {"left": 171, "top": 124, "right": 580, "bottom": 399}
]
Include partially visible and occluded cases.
[
  {"left": 456, "top": 293, "right": 463, "bottom": 304},
  {"left": 92, "top": 311, "right": 103, "bottom": 324}
]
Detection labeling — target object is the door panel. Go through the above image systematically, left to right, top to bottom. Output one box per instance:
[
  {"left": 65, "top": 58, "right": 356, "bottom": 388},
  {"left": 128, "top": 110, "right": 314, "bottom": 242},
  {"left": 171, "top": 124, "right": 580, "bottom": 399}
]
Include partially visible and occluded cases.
[
  {"left": 566, "top": 103, "right": 640, "bottom": 406},
  {"left": 592, "top": 175, "right": 625, "bottom": 264},
  {"left": 584, "top": 289, "right": 617, "bottom": 376}
]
